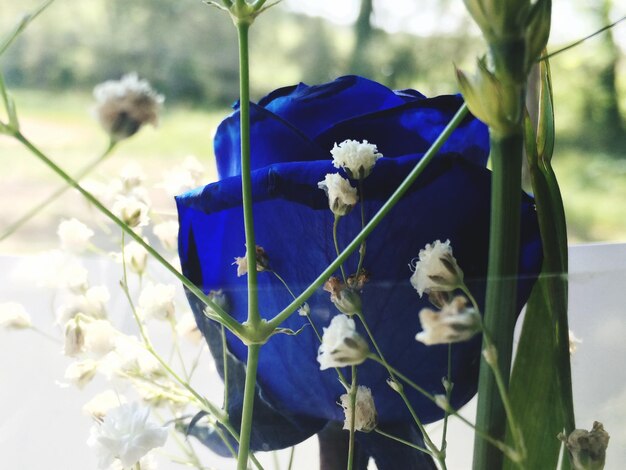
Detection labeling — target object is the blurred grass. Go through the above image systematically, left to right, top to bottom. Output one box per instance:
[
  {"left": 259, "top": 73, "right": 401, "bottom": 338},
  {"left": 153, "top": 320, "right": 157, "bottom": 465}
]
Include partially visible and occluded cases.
[{"left": 0, "top": 89, "right": 625, "bottom": 255}]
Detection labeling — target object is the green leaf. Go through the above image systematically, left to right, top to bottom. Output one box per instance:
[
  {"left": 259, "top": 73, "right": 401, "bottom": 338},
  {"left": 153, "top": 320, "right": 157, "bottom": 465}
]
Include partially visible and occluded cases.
[{"left": 506, "top": 58, "right": 574, "bottom": 470}]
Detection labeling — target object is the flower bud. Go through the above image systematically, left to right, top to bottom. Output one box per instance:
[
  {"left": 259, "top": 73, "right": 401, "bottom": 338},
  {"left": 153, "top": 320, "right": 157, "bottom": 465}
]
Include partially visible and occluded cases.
[
  {"left": 525, "top": 0, "right": 551, "bottom": 71},
  {"left": 331, "top": 139, "right": 382, "bottom": 180},
  {"left": 317, "top": 173, "right": 358, "bottom": 216},
  {"left": 113, "top": 196, "right": 150, "bottom": 228},
  {"left": 409, "top": 240, "right": 464, "bottom": 297},
  {"left": 324, "top": 277, "right": 362, "bottom": 316},
  {"left": 416, "top": 296, "right": 481, "bottom": 346},
  {"left": 0, "top": 302, "right": 32, "bottom": 330},
  {"left": 317, "top": 315, "right": 369, "bottom": 370},
  {"left": 64, "top": 317, "right": 86, "bottom": 357},
  {"left": 340, "top": 386, "right": 377, "bottom": 432},
  {"left": 559, "top": 422, "right": 610, "bottom": 470}
]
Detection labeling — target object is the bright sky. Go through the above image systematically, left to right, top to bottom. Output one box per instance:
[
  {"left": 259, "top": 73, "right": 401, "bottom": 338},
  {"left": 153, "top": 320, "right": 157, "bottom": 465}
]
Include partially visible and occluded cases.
[{"left": 282, "top": 0, "right": 626, "bottom": 49}]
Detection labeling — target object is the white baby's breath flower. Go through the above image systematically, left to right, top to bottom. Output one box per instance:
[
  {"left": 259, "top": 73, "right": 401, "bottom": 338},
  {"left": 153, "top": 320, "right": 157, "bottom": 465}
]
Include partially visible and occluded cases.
[
  {"left": 93, "top": 73, "right": 164, "bottom": 142},
  {"left": 331, "top": 139, "right": 382, "bottom": 179},
  {"left": 158, "top": 155, "right": 205, "bottom": 196},
  {"left": 119, "top": 162, "right": 146, "bottom": 191},
  {"left": 318, "top": 173, "right": 359, "bottom": 217},
  {"left": 113, "top": 195, "right": 150, "bottom": 228},
  {"left": 57, "top": 218, "right": 94, "bottom": 253},
  {"left": 153, "top": 220, "right": 178, "bottom": 251},
  {"left": 410, "top": 240, "right": 464, "bottom": 297},
  {"left": 123, "top": 241, "right": 149, "bottom": 275},
  {"left": 232, "top": 246, "right": 270, "bottom": 277},
  {"left": 233, "top": 256, "right": 248, "bottom": 277},
  {"left": 138, "top": 283, "right": 176, "bottom": 321},
  {"left": 56, "top": 285, "right": 110, "bottom": 324},
  {"left": 416, "top": 296, "right": 481, "bottom": 345},
  {"left": 0, "top": 302, "right": 32, "bottom": 330},
  {"left": 298, "top": 303, "right": 311, "bottom": 317},
  {"left": 176, "top": 312, "right": 202, "bottom": 343},
  {"left": 317, "top": 315, "right": 369, "bottom": 370},
  {"left": 64, "top": 317, "right": 86, "bottom": 357},
  {"left": 84, "top": 320, "right": 120, "bottom": 358},
  {"left": 569, "top": 329, "right": 582, "bottom": 356},
  {"left": 103, "top": 335, "right": 163, "bottom": 378},
  {"left": 65, "top": 359, "right": 98, "bottom": 389},
  {"left": 339, "top": 386, "right": 377, "bottom": 432},
  {"left": 83, "top": 390, "right": 127, "bottom": 420},
  {"left": 87, "top": 402, "right": 168, "bottom": 469},
  {"left": 559, "top": 422, "right": 609, "bottom": 470},
  {"left": 110, "top": 453, "right": 158, "bottom": 470}
]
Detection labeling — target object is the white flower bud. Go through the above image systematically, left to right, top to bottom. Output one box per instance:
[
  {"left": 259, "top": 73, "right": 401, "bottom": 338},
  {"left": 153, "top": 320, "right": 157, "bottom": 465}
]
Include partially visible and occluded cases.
[
  {"left": 93, "top": 73, "right": 164, "bottom": 142},
  {"left": 331, "top": 139, "right": 382, "bottom": 180},
  {"left": 318, "top": 173, "right": 358, "bottom": 216},
  {"left": 113, "top": 195, "right": 150, "bottom": 228},
  {"left": 57, "top": 218, "right": 94, "bottom": 253},
  {"left": 152, "top": 220, "right": 178, "bottom": 251},
  {"left": 410, "top": 240, "right": 464, "bottom": 297},
  {"left": 123, "top": 241, "right": 148, "bottom": 275},
  {"left": 416, "top": 296, "right": 481, "bottom": 345},
  {"left": 0, "top": 302, "right": 32, "bottom": 330},
  {"left": 298, "top": 303, "right": 311, "bottom": 317},
  {"left": 317, "top": 315, "right": 369, "bottom": 370},
  {"left": 64, "top": 317, "right": 86, "bottom": 357},
  {"left": 65, "top": 359, "right": 98, "bottom": 389},
  {"left": 340, "top": 386, "right": 377, "bottom": 432},
  {"left": 434, "top": 394, "right": 451, "bottom": 412},
  {"left": 559, "top": 422, "right": 610, "bottom": 470}
]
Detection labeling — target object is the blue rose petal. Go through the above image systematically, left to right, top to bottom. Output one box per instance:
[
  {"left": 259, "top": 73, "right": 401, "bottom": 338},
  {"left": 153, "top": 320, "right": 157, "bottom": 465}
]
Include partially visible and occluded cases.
[{"left": 176, "top": 76, "right": 542, "bottom": 468}]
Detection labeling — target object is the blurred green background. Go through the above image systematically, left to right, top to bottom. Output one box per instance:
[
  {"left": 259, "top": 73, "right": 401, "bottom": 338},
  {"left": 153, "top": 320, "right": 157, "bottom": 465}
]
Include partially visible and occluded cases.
[{"left": 0, "top": 0, "right": 624, "bottom": 253}]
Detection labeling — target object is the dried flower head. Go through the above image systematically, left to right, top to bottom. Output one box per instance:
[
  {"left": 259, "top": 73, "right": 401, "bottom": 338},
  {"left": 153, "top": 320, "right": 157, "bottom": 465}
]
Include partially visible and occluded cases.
[
  {"left": 93, "top": 73, "right": 164, "bottom": 142},
  {"left": 331, "top": 139, "right": 382, "bottom": 179},
  {"left": 317, "top": 173, "right": 358, "bottom": 216},
  {"left": 57, "top": 218, "right": 94, "bottom": 253},
  {"left": 410, "top": 239, "right": 464, "bottom": 297},
  {"left": 324, "top": 276, "right": 362, "bottom": 316},
  {"left": 416, "top": 296, "right": 481, "bottom": 345},
  {"left": 0, "top": 302, "right": 32, "bottom": 330},
  {"left": 317, "top": 315, "right": 369, "bottom": 370},
  {"left": 339, "top": 386, "right": 377, "bottom": 432},
  {"left": 87, "top": 403, "right": 168, "bottom": 469},
  {"left": 559, "top": 422, "right": 610, "bottom": 470}
]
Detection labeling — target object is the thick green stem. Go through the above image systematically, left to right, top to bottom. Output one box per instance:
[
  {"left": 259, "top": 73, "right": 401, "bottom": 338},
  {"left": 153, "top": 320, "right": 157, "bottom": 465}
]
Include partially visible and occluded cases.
[
  {"left": 268, "top": 105, "right": 470, "bottom": 330},
  {"left": 13, "top": 131, "right": 244, "bottom": 338},
  {"left": 473, "top": 132, "right": 524, "bottom": 469},
  {"left": 1, "top": 140, "right": 115, "bottom": 242},
  {"left": 237, "top": 343, "right": 260, "bottom": 470}
]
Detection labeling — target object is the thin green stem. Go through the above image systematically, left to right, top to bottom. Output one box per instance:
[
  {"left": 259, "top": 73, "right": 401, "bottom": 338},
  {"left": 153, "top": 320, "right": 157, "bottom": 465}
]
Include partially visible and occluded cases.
[
  {"left": 0, "top": 0, "right": 56, "bottom": 57},
  {"left": 237, "top": 22, "right": 261, "bottom": 328},
  {"left": 268, "top": 104, "right": 470, "bottom": 330},
  {"left": 13, "top": 131, "right": 244, "bottom": 338},
  {"left": 473, "top": 132, "right": 524, "bottom": 469},
  {"left": 1, "top": 140, "right": 116, "bottom": 242},
  {"left": 356, "top": 180, "right": 366, "bottom": 276},
  {"left": 332, "top": 215, "right": 347, "bottom": 282},
  {"left": 221, "top": 324, "right": 230, "bottom": 411},
  {"left": 29, "top": 326, "right": 61, "bottom": 344},
  {"left": 237, "top": 343, "right": 261, "bottom": 470},
  {"left": 440, "top": 344, "right": 452, "bottom": 458},
  {"left": 347, "top": 365, "right": 357, "bottom": 470},
  {"left": 373, "top": 428, "right": 431, "bottom": 454},
  {"left": 286, "top": 447, "right": 295, "bottom": 470}
]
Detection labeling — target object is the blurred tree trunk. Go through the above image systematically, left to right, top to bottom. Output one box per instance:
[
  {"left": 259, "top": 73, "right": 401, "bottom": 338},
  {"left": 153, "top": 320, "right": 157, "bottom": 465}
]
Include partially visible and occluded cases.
[{"left": 350, "top": 0, "right": 374, "bottom": 76}]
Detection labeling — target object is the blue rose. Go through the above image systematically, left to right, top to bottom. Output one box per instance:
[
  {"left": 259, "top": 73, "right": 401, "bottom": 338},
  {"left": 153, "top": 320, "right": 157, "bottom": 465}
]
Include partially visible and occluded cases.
[{"left": 176, "top": 76, "right": 542, "bottom": 469}]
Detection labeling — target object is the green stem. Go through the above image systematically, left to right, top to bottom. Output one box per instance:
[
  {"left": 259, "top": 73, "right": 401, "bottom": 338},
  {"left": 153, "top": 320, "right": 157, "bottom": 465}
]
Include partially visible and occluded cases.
[
  {"left": 0, "top": 0, "right": 56, "bottom": 57},
  {"left": 237, "top": 21, "right": 261, "bottom": 328},
  {"left": 268, "top": 104, "right": 470, "bottom": 330},
  {"left": 13, "top": 131, "right": 244, "bottom": 338},
  {"left": 472, "top": 132, "right": 524, "bottom": 469},
  {"left": 1, "top": 140, "right": 115, "bottom": 242},
  {"left": 356, "top": 180, "right": 366, "bottom": 276},
  {"left": 333, "top": 215, "right": 347, "bottom": 282},
  {"left": 221, "top": 324, "right": 230, "bottom": 411},
  {"left": 237, "top": 343, "right": 261, "bottom": 470},
  {"left": 440, "top": 344, "right": 452, "bottom": 457},
  {"left": 347, "top": 365, "right": 357, "bottom": 470},
  {"left": 373, "top": 428, "right": 431, "bottom": 454},
  {"left": 286, "top": 447, "right": 295, "bottom": 470}
]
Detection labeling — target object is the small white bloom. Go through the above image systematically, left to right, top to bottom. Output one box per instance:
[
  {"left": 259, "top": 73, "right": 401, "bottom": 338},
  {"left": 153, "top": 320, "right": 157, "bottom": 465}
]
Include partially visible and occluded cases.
[
  {"left": 93, "top": 73, "right": 164, "bottom": 142},
  {"left": 331, "top": 139, "right": 382, "bottom": 179},
  {"left": 119, "top": 162, "right": 146, "bottom": 191},
  {"left": 318, "top": 173, "right": 358, "bottom": 216},
  {"left": 113, "top": 195, "right": 150, "bottom": 228},
  {"left": 57, "top": 218, "right": 94, "bottom": 253},
  {"left": 153, "top": 220, "right": 178, "bottom": 251},
  {"left": 410, "top": 240, "right": 464, "bottom": 297},
  {"left": 123, "top": 241, "right": 148, "bottom": 275},
  {"left": 232, "top": 246, "right": 270, "bottom": 277},
  {"left": 233, "top": 256, "right": 248, "bottom": 277},
  {"left": 138, "top": 283, "right": 176, "bottom": 321},
  {"left": 56, "top": 286, "right": 110, "bottom": 324},
  {"left": 416, "top": 296, "right": 481, "bottom": 345},
  {"left": 0, "top": 302, "right": 32, "bottom": 329},
  {"left": 298, "top": 303, "right": 311, "bottom": 317},
  {"left": 176, "top": 312, "right": 202, "bottom": 343},
  {"left": 317, "top": 315, "right": 369, "bottom": 370},
  {"left": 64, "top": 317, "right": 86, "bottom": 357},
  {"left": 84, "top": 320, "right": 120, "bottom": 358},
  {"left": 569, "top": 329, "right": 582, "bottom": 356},
  {"left": 108, "top": 335, "right": 163, "bottom": 377},
  {"left": 64, "top": 359, "right": 98, "bottom": 389},
  {"left": 339, "top": 386, "right": 377, "bottom": 432},
  {"left": 83, "top": 390, "right": 127, "bottom": 420},
  {"left": 434, "top": 394, "right": 451, "bottom": 412},
  {"left": 87, "top": 403, "right": 168, "bottom": 469},
  {"left": 559, "top": 422, "right": 609, "bottom": 470}
]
